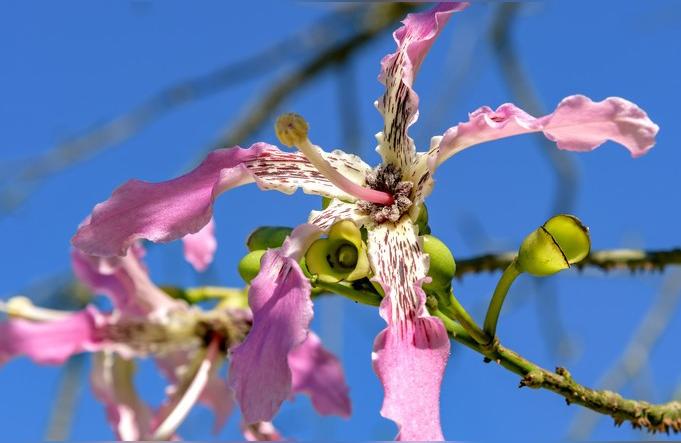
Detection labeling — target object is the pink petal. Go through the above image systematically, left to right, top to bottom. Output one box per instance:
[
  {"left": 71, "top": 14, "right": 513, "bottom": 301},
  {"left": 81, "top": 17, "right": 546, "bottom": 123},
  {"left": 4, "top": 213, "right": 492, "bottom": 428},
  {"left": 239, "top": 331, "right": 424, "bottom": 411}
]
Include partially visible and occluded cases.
[
  {"left": 376, "top": 2, "right": 467, "bottom": 171},
  {"left": 436, "top": 95, "right": 659, "bottom": 166},
  {"left": 72, "top": 143, "right": 360, "bottom": 257},
  {"left": 182, "top": 217, "right": 217, "bottom": 272},
  {"left": 368, "top": 221, "right": 450, "bottom": 441},
  {"left": 228, "top": 228, "right": 317, "bottom": 423},
  {"left": 72, "top": 245, "right": 182, "bottom": 317},
  {"left": 0, "top": 306, "right": 106, "bottom": 365},
  {"left": 288, "top": 332, "right": 351, "bottom": 417},
  {"left": 90, "top": 352, "right": 155, "bottom": 441},
  {"left": 242, "top": 421, "right": 282, "bottom": 441}
]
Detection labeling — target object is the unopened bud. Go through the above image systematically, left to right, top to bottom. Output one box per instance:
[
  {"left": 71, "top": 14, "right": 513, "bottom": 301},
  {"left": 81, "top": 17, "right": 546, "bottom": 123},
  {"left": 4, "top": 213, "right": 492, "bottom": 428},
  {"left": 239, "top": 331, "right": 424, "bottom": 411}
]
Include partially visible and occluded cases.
[
  {"left": 275, "top": 113, "right": 309, "bottom": 147},
  {"left": 517, "top": 214, "right": 590, "bottom": 276},
  {"left": 422, "top": 235, "right": 456, "bottom": 295},
  {"left": 238, "top": 250, "right": 266, "bottom": 283}
]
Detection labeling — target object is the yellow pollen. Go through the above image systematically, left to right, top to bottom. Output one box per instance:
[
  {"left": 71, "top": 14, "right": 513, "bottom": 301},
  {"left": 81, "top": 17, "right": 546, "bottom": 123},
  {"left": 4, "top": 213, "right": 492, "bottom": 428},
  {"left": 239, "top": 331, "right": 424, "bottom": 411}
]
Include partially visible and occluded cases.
[{"left": 275, "top": 113, "right": 309, "bottom": 147}]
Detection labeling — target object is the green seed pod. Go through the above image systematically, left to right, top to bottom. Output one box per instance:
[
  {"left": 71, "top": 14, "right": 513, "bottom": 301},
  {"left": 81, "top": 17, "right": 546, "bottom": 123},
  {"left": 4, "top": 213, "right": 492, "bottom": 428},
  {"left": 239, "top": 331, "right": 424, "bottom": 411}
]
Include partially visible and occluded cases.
[
  {"left": 415, "top": 204, "right": 431, "bottom": 235},
  {"left": 517, "top": 214, "right": 591, "bottom": 276},
  {"left": 305, "top": 220, "right": 370, "bottom": 283},
  {"left": 246, "top": 226, "right": 293, "bottom": 251},
  {"left": 422, "top": 235, "right": 456, "bottom": 294},
  {"left": 238, "top": 250, "right": 267, "bottom": 283}
]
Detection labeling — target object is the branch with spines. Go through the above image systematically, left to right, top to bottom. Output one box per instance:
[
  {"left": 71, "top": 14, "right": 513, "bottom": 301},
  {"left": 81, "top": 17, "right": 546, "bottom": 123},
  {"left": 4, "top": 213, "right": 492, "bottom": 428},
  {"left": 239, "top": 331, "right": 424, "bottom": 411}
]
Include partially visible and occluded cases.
[{"left": 455, "top": 248, "right": 681, "bottom": 278}]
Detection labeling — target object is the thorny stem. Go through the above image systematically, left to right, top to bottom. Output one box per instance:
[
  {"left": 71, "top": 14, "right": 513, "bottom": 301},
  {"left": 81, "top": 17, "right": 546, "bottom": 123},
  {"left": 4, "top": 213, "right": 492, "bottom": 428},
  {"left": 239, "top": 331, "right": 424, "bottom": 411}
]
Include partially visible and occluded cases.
[
  {"left": 455, "top": 248, "right": 681, "bottom": 278},
  {"left": 483, "top": 260, "right": 521, "bottom": 340},
  {"left": 337, "top": 280, "right": 681, "bottom": 434}
]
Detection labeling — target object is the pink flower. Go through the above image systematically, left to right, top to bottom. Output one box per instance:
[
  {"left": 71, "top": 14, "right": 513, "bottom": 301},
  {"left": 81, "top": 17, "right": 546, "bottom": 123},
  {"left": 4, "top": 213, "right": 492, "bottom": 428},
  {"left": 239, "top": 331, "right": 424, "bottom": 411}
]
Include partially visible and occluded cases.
[
  {"left": 69, "top": 2, "right": 658, "bottom": 440},
  {"left": 1, "top": 229, "right": 350, "bottom": 440}
]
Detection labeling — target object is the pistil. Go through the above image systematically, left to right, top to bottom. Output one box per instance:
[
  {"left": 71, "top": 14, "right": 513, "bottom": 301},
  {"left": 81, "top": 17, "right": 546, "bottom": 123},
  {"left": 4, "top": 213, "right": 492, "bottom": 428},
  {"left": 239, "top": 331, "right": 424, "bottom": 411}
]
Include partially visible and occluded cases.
[{"left": 275, "top": 113, "right": 394, "bottom": 206}]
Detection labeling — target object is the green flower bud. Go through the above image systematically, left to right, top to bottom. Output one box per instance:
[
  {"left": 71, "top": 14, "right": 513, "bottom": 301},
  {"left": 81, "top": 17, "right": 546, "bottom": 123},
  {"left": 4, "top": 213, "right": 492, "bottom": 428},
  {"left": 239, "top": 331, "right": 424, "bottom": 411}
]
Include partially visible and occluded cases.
[
  {"left": 415, "top": 204, "right": 431, "bottom": 235},
  {"left": 517, "top": 214, "right": 591, "bottom": 276},
  {"left": 305, "top": 220, "right": 370, "bottom": 283},
  {"left": 246, "top": 226, "right": 293, "bottom": 251},
  {"left": 422, "top": 235, "right": 456, "bottom": 295},
  {"left": 238, "top": 250, "right": 266, "bottom": 283}
]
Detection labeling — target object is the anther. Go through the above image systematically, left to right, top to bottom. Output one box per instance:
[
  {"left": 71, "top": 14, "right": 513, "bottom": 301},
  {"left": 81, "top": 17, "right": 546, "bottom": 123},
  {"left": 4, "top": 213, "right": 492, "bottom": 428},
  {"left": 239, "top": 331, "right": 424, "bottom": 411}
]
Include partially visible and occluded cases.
[{"left": 274, "top": 113, "right": 394, "bottom": 206}]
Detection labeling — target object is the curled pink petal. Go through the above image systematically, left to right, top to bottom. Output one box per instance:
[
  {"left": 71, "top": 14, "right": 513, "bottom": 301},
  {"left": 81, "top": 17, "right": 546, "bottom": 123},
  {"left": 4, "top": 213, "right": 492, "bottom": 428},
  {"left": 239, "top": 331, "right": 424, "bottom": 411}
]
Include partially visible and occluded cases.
[
  {"left": 376, "top": 2, "right": 467, "bottom": 171},
  {"left": 436, "top": 95, "right": 659, "bottom": 166},
  {"left": 72, "top": 143, "right": 355, "bottom": 257},
  {"left": 182, "top": 217, "right": 217, "bottom": 272},
  {"left": 368, "top": 221, "right": 450, "bottom": 441},
  {"left": 228, "top": 229, "right": 317, "bottom": 423},
  {"left": 72, "top": 245, "right": 181, "bottom": 317},
  {"left": 0, "top": 306, "right": 107, "bottom": 365},
  {"left": 289, "top": 332, "right": 351, "bottom": 417},
  {"left": 91, "top": 352, "right": 155, "bottom": 441}
]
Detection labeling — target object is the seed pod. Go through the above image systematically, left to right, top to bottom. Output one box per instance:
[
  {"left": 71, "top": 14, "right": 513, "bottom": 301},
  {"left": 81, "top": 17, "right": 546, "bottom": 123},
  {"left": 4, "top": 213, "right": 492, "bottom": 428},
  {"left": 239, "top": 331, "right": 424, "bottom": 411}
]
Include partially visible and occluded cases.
[{"left": 517, "top": 214, "right": 590, "bottom": 276}]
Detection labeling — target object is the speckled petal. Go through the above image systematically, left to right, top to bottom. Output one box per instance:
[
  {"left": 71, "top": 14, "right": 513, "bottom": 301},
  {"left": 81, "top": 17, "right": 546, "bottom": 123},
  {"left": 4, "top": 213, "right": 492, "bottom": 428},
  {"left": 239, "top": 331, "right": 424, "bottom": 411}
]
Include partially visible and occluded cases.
[
  {"left": 376, "top": 3, "right": 467, "bottom": 172},
  {"left": 72, "top": 143, "right": 363, "bottom": 257},
  {"left": 368, "top": 220, "right": 450, "bottom": 441}
]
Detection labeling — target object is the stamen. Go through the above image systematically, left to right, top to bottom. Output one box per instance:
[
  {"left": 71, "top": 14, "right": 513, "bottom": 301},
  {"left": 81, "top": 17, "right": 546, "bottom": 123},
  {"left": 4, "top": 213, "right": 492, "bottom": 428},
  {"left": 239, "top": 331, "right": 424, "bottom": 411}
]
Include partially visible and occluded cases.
[{"left": 275, "top": 113, "right": 394, "bottom": 206}]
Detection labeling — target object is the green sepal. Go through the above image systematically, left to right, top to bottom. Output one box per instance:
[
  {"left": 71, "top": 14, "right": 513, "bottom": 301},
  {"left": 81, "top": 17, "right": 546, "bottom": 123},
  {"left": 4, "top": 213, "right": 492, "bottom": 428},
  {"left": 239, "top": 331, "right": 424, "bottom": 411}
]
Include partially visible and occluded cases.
[
  {"left": 415, "top": 204, "right": 431, "bottom": 235},
  {"left": 305, "top": 220, "right": 370, "bottom": 283},
  {"left": 246, "top": 226, "right": 292, "bottom": 251}
]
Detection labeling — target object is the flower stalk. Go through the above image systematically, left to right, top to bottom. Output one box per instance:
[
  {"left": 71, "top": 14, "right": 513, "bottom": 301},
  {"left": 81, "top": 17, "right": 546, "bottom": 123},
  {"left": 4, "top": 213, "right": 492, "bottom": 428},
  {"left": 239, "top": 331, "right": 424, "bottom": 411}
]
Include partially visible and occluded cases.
[{"left": 482, "top": 260, "right": 521, "bottom": 341}]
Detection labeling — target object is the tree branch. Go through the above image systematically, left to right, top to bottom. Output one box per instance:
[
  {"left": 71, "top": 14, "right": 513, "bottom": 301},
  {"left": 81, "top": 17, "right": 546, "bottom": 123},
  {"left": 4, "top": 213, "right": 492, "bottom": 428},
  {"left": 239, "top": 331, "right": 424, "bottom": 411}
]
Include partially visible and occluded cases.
[
  {"left": 455, "top": 248, "right": 681, "bottom": 278},
  {"left": 440, "top": 318, "right": 681, "bottom": 434}
]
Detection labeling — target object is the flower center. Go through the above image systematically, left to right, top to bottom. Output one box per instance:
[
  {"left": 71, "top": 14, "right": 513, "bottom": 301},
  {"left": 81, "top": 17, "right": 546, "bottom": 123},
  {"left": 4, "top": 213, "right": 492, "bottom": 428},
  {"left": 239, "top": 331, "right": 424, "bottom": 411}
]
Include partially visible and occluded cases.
[
  {"left": 358, "top": 164, "right": 413, "bottom": 224},
  {"left": 336, "top": 243, "right": 359, "bottom": 268}
]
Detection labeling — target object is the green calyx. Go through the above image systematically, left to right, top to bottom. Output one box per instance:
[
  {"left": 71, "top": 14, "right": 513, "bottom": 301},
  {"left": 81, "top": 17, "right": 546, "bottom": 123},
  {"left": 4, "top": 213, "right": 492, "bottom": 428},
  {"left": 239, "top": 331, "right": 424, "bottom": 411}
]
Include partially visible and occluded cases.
[
  {"left": 415, "top": 204, "right": 431, "bottom": 235},
  {"left": 517, "top": 214, "right": 591, "bottom": 276},
  {"left": 305, "top": 220, "right": 370, "bottom": 283},
  {"left": 246, "top": 226, "right": 293, "bottom": 251},
  {"left": 422, "top": 234, "right": 456, "bottom": 300}
]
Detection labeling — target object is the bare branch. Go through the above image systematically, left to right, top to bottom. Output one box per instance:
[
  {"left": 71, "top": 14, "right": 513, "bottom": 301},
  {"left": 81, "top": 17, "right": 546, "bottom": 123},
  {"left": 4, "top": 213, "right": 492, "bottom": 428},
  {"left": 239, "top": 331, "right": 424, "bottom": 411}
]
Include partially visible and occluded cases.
[{"left": 456, "top": 248, "right": 681, "bottom": 278}]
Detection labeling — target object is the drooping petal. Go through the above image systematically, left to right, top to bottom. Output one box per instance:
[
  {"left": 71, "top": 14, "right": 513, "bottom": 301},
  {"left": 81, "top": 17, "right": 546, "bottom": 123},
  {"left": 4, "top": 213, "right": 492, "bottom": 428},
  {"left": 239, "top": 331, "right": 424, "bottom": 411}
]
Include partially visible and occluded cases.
[
  {"left": 376, "top": 2, "right": 467, "bottom": 172},
  {"left": 435, "top": 95, "right": 659, "bottom": 166},
  {"left": 72, "top": 143, "right": 366, "bottom": 257},
  {"left": 182, "top": 217, "right": 217, "bottom": 272},
  {"left": 368, "top": 220, "right": 450, "bottom": 441},
  {"left": 228, "top": 227, "right": 319, "bottom": 424},
  {"left": 72, "top": 245, "right": 182, "bottom": 317},
  {"left": 0, "top": 306, "right": 108, "bottom": 365},
  {"left": 288, "top": 332, "right": 351, "bottom": 417},
  {"left": 91, "top": 352, "right": 155, "bottom": 441},
  {"left": 242, "top": 421, "right": 282, "bottom": 441}
]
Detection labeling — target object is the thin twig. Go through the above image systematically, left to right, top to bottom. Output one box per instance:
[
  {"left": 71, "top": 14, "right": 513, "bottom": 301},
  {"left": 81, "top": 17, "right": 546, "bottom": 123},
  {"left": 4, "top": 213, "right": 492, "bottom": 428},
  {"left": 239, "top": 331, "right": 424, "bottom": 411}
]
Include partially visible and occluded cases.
[
  {"left": 455, "top": 248, "right": 681, "bottom": 278},
  {"left": 567, "top": 269, "right": 681, "bottom": 439},
  {"left": 44, "top": 354, "right": 87, "bottom": 440}
]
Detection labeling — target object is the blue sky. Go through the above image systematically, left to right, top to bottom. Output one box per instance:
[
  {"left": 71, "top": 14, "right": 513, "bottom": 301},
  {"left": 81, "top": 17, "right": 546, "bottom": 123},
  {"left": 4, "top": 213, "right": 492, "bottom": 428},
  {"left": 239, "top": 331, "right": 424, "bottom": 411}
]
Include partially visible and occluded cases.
[{"left": 1, "top": 1, "right": 680, "bottom": 440}]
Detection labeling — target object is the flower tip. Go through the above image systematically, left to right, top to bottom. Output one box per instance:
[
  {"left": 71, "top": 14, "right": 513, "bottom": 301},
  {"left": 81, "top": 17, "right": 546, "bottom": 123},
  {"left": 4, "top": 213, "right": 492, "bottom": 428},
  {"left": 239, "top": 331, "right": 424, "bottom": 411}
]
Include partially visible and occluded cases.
[{"left": 275, "top": 113, "right": 309, "bottom": 147}]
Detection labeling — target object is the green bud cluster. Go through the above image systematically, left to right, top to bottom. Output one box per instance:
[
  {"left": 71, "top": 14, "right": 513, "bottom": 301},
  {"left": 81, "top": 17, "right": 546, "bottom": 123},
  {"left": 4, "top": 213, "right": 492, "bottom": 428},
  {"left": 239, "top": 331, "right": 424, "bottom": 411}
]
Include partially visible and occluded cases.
[
  {"left": 238, "top": 226, "right": 293, "bottom": 283},
  {"left": 422, "top": 235, "right": 456, "bottom": 299}
]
